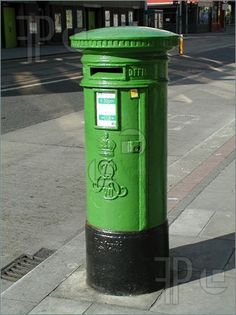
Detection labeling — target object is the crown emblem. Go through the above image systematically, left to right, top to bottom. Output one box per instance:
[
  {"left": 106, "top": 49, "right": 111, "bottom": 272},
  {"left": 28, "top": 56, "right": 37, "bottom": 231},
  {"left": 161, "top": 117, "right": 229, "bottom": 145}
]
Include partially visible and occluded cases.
[{"left": 99, "top": 132, "right": 116, "bottom": 158}]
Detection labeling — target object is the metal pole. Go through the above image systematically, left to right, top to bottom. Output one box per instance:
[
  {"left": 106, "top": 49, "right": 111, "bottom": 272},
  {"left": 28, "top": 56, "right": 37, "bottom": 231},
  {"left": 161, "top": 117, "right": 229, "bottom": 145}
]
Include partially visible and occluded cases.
[
  {"left": 179, "top": 0, "right": 182, "bottom": 34},
  {"left": 185, "top": 0, "right": 188, "bottom": 34},
  {"left": 144, "top": 1, "right": 148, "bottom": 26},
  {"left": 223, "top": 1, "right": 227, "bottom": 32},
  {"left": 176, "top": 4, "right": 179, "bottom": 33}
]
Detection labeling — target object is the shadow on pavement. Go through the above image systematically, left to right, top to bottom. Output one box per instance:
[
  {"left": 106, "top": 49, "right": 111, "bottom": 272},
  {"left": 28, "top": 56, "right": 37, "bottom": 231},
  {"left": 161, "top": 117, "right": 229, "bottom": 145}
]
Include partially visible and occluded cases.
[
  {"left": 1, "top": 44, "right": 235, "bottom": 98},
  {"left": 169, "top": 46, "right": 235, "bottom": 86},
  {"left": 1, "top": 53, "right": 83, "bottom": 98},
  {"left": 168, "top": 233, "right": 235, "bottom": 288}
]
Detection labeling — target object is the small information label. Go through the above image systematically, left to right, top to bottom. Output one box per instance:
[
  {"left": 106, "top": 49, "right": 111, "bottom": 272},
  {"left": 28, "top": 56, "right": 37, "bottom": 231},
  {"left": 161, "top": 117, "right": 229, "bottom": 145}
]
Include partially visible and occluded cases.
[{"left": 96, "top": 92, "right": 117, "bottom": 128}]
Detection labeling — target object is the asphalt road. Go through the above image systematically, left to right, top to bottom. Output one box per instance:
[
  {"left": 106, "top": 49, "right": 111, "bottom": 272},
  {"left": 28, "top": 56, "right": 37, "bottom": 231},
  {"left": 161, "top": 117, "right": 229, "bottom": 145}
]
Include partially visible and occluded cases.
[{"left": 1, "top": 33, "right": 235, "bottom": 134}]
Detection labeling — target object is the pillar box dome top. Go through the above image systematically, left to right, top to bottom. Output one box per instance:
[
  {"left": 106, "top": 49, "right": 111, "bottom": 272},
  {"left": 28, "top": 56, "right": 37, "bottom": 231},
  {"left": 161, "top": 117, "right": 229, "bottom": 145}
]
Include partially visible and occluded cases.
[{"left": 70, "top": 26, "right": 179, "bottom": 52}]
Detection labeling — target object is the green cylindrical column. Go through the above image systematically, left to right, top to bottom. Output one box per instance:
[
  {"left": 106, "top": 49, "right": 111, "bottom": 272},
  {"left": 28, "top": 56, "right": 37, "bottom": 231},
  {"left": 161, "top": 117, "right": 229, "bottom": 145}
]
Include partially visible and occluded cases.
[{"left": 70, "top": 27, "right": 178, "bottom": 296}]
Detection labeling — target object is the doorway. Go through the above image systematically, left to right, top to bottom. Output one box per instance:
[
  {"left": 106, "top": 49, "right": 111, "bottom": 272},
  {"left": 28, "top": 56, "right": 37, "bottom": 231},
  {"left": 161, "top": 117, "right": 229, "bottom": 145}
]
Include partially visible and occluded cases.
[
  {"left": 3, "top": 7, "right": 17, "bottom": 48},
  {"left": 88, "top": 10, "right": 96, "bottom": 29}
]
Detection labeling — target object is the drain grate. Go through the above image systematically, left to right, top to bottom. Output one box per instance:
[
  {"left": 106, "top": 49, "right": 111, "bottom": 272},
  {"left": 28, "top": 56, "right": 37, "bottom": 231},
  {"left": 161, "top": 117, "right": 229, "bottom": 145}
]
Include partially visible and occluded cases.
[{"left": 1, "top": 248, "right": 55, "bottom": 282}]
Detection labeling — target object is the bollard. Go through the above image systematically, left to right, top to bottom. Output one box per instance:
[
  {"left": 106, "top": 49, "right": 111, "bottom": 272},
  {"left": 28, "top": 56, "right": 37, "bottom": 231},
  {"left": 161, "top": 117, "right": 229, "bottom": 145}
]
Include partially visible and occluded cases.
[
  {"left": 70, "top": 27, "right": 179, "bottom": 296},
  {"left": 179, "top": 34, "right": 184, "bottom": 55}
]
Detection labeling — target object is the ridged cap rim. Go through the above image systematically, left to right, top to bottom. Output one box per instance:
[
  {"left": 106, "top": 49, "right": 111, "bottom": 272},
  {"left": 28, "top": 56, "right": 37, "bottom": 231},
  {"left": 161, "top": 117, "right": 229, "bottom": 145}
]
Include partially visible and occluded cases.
[{"left": 70, "top": 26, "right": 179, "bottom": 51}]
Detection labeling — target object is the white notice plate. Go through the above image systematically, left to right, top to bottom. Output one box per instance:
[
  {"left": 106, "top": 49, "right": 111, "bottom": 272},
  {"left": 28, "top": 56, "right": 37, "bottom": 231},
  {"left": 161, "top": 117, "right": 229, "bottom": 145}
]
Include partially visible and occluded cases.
[{"left": 96, "top": 92, "right": 117, "bottom": 128}]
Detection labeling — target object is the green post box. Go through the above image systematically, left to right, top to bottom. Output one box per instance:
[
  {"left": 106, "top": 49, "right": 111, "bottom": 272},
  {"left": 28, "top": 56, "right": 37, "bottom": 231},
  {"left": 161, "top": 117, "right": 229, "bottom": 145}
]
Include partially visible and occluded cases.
[{"left": 70, "top": 27, "right": 179, "bottom": 295}]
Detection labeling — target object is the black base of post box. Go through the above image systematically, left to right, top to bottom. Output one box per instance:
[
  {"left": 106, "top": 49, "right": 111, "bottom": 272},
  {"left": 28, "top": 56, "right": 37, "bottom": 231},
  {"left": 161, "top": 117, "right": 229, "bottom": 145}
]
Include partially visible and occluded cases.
[{"left": 85, "top": 221, "right": 169, "bottom": 296}]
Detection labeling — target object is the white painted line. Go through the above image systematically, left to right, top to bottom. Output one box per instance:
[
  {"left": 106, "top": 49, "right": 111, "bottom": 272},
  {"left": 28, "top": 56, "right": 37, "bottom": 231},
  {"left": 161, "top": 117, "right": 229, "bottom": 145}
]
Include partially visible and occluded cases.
[
  {"left": 194, "top": 43, "right": 234, "bottom": 54},
  {"left": 199, "top": 57, "right": 223, "bottom": 65},
  {"left": 20, "top": 60, "right": 48, "bottom": 64},
  {"left": 171, "top": 61, "right": 235, "bottom": 85},
  {"left": 208, "top": 65, "right": 224, "bottom": 72},
  {"left": 2, "top": 72, "right": 81, "bottom": 89},
  {"left": 1, "top": 75, "right": 83, "bottom": 92},
  {"left": 173, "top": 94, "right": 193, "bottom": 103}
]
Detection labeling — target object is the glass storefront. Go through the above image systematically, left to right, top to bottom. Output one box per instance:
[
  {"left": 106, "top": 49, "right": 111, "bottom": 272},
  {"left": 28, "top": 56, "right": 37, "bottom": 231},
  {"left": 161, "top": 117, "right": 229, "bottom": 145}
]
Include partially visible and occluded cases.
[{"left": 198, "top": 6, "right": 210, "bottom": 25}]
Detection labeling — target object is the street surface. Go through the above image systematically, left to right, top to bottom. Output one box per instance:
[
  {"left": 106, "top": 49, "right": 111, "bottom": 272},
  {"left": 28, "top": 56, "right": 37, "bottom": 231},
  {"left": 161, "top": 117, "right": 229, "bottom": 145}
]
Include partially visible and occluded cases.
[
  {"left": 1, "top": 33, "right": 235, "bottom": 296},
  {"left": 1, "top": 33, "right": 234, "bottom": 133}
]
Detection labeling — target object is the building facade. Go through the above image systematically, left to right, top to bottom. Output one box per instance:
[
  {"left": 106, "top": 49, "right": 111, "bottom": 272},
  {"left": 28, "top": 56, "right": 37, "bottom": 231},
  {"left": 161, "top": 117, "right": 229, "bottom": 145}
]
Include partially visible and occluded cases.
[
  {"left": 146, "top": 0, "right": 235, "bottom": 34},
  {"left": 1, "top": 1, "right": 146, "bottom": 48}
]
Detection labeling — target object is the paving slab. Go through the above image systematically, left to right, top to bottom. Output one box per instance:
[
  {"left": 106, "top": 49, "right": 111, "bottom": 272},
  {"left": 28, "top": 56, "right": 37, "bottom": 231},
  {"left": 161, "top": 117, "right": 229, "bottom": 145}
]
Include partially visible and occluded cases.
[
  {"left": 167, "top": 119, "right": 235, "bottom": 188},
  {"left": 188, "top": 160, "right": 235, "bottom": 213},
  {"left": 188, "top": 188, "right": 235, "bottom": 214},
  {"left": 169, "top": 208, "right": 215, "bottom": 237},
  {"left": 199, "top": 211, "right": 235, "bottom": 239},
  {"left": 224, "top": 250, "right": 235, "bottom": 278},
  {"left": 51, "top": 266, "right": 163, "bottom": 311},
  {"left": 150, "top": 271, "right": 235, "bottom": 314},
  {"left": 1, "top": 279, "right": 12, "bottom": 293},
  {"left": 28, "top": 296, "right": 92, "bottom": 314},
  {"left": 1, "top": 298, "right": 37, "bottom": 315},
  {"left": 85, "top": 303, "right": 157, "bottom": 314}
]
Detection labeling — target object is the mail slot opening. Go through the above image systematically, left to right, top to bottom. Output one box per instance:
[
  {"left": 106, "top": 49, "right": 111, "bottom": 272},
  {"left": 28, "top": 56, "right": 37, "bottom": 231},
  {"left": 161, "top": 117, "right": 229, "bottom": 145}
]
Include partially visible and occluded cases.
[{"left": 90, "top": 67, "right": 123, "bottom": 75}]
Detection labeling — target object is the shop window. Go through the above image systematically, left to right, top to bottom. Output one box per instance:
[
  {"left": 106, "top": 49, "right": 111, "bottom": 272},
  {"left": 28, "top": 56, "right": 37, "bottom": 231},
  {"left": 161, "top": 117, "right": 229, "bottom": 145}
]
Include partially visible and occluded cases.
[
  {"left": 212, "top": 4, "right": 220, "bottom": 23},
  {"left": 225, "top": 4, "right": 232, "bottom": 24},
  {"left": 198, "top": 7, "right": 210, "bottom": 24},
  {"left": 66, "top": 9, "right": 73, "bottom": 29},
  {"left": 133, "top": 9, "right": 139, "bottom": 25},
  {"left": 77, "top": 10, "right": 83, "bottom": 28},
  {"left": 105, "top": 10, "right": 110, "bottom": 27},
  {"left": 128, "top": 11, "right": 133, "bottom": 25},
  {"left": 155, "top": 11, "right": 164, "bottom": 28},
  {"left": 158, "top": 11, "right": 163, "bottom": 28},
  {"left": 54, "top": 13, "right": 62, "bottom": 33},
  {"left": 113, "top": 13, "right": 118, "bottom": 26},
  {"left": 154, "top": 13, "right": 158, "bottom": 28},
  {"left": 164, "top": 13, "right": 175, "bottom": 24},
  {"left": 121, "top": 14, "right": 126, "bottom": 26},
  {"left": 29, "top": 15, "right": 37, "bottom": 34}
]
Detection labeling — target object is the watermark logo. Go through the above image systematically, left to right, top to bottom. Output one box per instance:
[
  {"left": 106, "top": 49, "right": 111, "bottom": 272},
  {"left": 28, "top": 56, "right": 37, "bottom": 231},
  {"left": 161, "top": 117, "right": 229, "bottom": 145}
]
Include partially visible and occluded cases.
[
  {"left": 15, "top": 15, "right": 78, "bottom": 62},
  {"left": 154, "top": 256, "right": 228, "bottom": 305}
]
